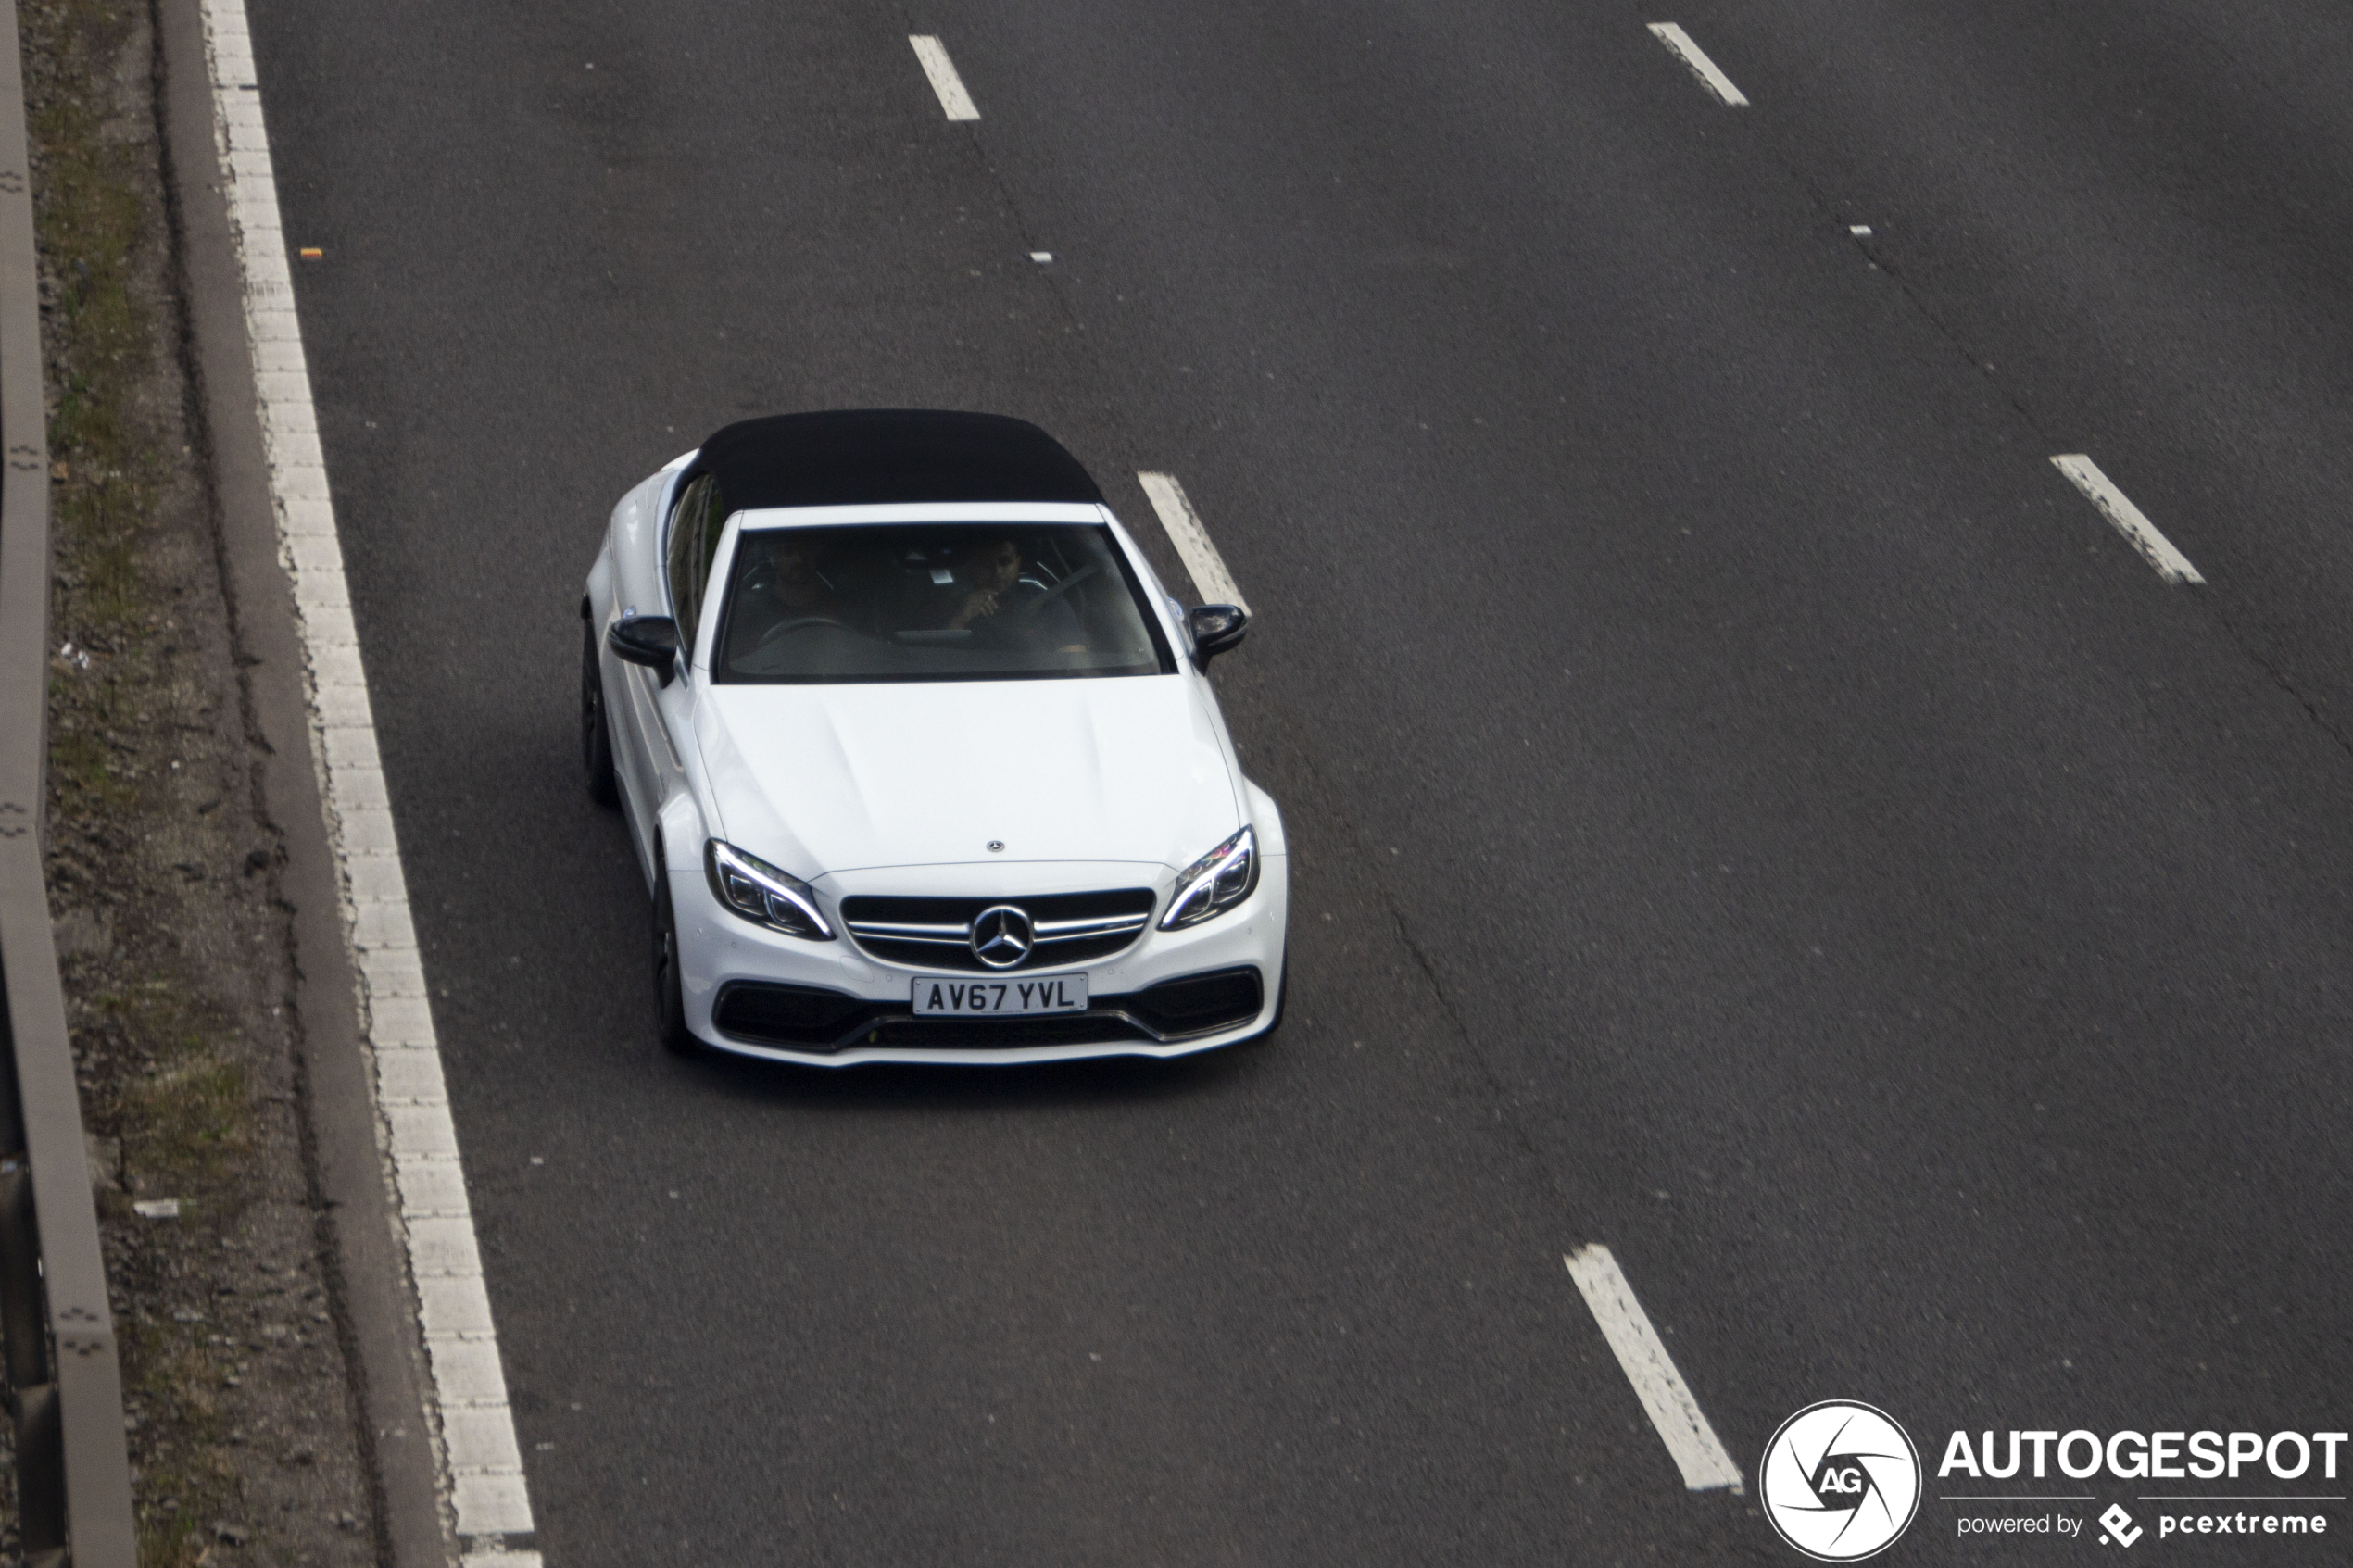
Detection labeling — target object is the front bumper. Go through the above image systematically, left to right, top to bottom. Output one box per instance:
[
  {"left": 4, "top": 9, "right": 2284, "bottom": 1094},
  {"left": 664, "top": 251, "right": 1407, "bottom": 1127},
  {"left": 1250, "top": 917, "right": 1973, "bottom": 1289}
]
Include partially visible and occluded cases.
[{"left": 669, "top": 855, "right": 1289, "bottom": 1066}]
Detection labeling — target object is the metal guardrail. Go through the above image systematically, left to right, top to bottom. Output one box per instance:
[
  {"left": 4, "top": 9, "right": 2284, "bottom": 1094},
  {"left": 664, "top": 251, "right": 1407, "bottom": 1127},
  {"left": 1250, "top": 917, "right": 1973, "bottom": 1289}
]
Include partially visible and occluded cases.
[{"left": 0, "top": 0, "right": 139, "bottom": 1560}]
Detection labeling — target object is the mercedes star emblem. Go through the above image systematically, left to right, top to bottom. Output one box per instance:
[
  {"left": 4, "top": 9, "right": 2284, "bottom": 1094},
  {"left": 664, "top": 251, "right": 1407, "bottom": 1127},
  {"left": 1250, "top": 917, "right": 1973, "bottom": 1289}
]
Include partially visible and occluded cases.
[{"left": 969, "top": 905, "right": 1035, "bottom": 970}]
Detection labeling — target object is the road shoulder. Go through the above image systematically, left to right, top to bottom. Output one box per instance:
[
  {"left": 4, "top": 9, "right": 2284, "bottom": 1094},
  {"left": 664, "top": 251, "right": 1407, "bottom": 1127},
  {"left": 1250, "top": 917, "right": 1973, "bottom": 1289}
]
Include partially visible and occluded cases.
[{"left": 148, "top": 0, "right": 451, "bottom": 1559}]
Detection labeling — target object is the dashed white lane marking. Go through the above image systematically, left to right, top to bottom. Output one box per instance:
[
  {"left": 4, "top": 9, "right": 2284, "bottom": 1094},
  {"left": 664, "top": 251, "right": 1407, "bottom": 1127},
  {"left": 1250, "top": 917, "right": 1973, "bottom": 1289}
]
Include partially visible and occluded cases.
[
  {"left": 199, "top": 6, "right": 540, "bottom": 1563},
  {"left": 1647, "top": 24, "right": 1749, "bottom": 107},
  {"left": 910, "top": 35, "right": 981, "bottom": 120},
  {"left": 2050, "top": 455, "right": 2204, "bottom": 584},
  {"left": 1137, "top": 471, "right": 1250, "bottom": 613},
  {"left": 1564, "top": 1246, "right": 1744, "bottom": 1492}
]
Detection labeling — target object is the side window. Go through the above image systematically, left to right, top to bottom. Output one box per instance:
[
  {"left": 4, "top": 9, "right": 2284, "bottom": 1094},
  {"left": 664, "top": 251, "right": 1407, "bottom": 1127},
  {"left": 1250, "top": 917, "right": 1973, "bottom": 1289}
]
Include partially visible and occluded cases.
[
  {"left": 663, "top": 476, "right": 729, "bottom": 658},
  {"left": 696, "top": 483, "right": 730, "bottom": 620}
]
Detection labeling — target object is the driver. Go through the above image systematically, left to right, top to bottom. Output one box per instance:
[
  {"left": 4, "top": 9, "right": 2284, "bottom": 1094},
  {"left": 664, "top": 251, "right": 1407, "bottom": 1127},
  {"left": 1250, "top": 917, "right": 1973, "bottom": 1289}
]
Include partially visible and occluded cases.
[
  {"left": 725, "top": 531, "right": 862, "bottom": 670},
  {"left": 761, "top": 533, "right": 839, "bottom": 618},
  {"left": 946, "top": 537, "right": 1087, "bottom": 651}
]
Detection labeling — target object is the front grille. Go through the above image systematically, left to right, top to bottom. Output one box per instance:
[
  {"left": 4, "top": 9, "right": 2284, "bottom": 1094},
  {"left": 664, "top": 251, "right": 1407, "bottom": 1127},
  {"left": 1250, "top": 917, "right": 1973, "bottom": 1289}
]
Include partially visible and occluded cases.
[{"left": 840, "top": 888, "right": 1156, "bottom": 972}]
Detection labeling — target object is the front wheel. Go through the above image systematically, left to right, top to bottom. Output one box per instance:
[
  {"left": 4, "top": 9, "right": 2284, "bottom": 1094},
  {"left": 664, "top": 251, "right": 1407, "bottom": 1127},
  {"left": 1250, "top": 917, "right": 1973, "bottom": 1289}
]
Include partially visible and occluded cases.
[
  {"left": 582, "top": 618, "right": 619, "bottom": 808},
  {"left": 652, "top": 873, "right": 701, "bottom": 1057}
]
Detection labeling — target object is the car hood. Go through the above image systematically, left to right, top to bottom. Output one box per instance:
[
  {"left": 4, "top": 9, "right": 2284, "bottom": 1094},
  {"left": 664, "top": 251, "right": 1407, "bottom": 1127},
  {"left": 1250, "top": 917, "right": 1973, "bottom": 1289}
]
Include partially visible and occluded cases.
[{"left": 698, "top": 677, "right": 1242, "bottom": 877}]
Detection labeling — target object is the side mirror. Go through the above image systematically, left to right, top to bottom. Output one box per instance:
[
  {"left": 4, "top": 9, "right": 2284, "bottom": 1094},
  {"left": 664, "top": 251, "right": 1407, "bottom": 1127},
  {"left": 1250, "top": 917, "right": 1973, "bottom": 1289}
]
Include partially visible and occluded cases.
[
  {"left": 1187, "top": 604, "right": 1249, "bottom": 670},
  {"left": 609, "top": 615, "right": 683, "bottom": 687}
]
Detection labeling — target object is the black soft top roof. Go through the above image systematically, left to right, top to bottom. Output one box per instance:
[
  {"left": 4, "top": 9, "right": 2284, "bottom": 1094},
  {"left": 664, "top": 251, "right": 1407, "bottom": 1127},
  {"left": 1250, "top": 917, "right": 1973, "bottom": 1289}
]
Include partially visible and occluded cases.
[{"left": 683, "top": 410, "right": 1103, "bottom": 510}]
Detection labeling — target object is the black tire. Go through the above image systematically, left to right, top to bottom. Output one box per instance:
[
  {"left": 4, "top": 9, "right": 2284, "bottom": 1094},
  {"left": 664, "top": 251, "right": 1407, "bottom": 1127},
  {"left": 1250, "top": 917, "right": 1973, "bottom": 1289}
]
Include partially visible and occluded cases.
[
  {"left": 582, "top": 615, "right": 619, "bottom": 808},
  {"left": 652, "top": 872, "right": 702, "bottom": 1057}
]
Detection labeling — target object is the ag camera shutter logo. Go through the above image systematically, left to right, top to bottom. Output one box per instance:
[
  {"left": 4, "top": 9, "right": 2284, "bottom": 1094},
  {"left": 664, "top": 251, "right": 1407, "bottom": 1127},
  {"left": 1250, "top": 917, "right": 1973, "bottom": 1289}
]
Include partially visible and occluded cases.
[{"left": 1761, "top": 1400, "right": 1922, "bottom": 1561}]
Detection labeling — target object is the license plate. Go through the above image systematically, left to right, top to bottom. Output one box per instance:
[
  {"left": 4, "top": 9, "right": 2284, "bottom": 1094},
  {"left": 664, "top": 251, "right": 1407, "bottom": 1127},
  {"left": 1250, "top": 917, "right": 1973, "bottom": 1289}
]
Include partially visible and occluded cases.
[{"left": 912, "top": 973, "right": 1088, "bottom": 1015}]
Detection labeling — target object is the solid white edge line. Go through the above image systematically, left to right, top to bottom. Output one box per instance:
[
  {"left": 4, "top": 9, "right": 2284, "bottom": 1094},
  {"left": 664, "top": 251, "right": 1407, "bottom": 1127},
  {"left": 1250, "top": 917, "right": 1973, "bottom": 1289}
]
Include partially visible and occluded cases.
[
  {"left": 197, "top": 6, "right": 543, "bottom": 1563},
  {"left": 1646, "top": 23, "right": 1750, "bottom": 107},
  {"left": 909, "top": 34, "right": 981, "bottom": 121},
  {"left": 2050, "top": 455, "right": 2205, "bottom": 585},
  {"left": 1137, "top": 472, "right": 1250, "bottom": 614},
  {"left": 1564, "top": 1246, "right": 1744, "bottom": 1492}
]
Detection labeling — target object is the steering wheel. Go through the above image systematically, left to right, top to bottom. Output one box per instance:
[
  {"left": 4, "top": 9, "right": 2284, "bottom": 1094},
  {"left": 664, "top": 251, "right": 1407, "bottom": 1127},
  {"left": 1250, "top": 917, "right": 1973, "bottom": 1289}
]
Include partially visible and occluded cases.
[
  {"left": 1007, "top": 561, "right": 1102, "bottom": 620},
  {"left": 755, "top": 616, "right": 851, "bottom": 647}
]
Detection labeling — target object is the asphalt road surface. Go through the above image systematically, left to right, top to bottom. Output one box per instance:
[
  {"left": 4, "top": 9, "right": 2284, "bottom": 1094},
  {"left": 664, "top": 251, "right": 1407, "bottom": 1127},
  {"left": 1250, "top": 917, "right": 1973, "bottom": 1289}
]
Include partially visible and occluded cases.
[{"left": 244, "top": 0, "right": 2353, "bottom": 1560}]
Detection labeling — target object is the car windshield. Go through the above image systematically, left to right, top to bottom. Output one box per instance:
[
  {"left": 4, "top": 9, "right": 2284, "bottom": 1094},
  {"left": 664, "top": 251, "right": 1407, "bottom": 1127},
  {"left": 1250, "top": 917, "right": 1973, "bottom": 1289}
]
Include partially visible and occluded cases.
[{"left": 713, "top": 522, "right": 1176, "bottom": 684}]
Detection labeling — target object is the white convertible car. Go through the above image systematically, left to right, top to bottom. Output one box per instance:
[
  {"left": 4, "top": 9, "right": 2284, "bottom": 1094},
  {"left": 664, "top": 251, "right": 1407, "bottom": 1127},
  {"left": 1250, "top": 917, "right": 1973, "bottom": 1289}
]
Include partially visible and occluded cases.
[{"left": 580, "top": 410, "right": 1289, "bottom": 1064}]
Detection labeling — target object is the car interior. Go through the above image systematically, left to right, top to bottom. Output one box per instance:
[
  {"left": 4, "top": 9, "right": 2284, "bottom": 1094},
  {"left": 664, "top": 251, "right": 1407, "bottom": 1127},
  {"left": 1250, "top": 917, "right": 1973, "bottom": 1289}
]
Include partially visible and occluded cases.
[{"left": 714, "top": 522, "right": 1174, "bottom": 683}]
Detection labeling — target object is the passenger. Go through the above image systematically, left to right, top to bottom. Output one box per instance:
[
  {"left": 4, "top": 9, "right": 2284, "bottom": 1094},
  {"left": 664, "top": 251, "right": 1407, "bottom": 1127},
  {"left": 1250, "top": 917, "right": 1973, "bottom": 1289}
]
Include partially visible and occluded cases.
[
  {"left": 947, "top": 537, "right": 1087, "bottom": 652},
  {"left": 946, "top": 538, "right": 1024, "bottom": 628}
]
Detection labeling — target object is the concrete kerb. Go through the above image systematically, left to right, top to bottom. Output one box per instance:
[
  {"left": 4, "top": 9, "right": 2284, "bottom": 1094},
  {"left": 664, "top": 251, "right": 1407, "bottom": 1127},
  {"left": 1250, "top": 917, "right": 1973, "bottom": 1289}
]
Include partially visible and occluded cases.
[
  {"left": 153, "top": 0, "right": 458, "bottom": 1562},
  {"left": 181, "top": 0, "right": 543, "bottom": 1551}
]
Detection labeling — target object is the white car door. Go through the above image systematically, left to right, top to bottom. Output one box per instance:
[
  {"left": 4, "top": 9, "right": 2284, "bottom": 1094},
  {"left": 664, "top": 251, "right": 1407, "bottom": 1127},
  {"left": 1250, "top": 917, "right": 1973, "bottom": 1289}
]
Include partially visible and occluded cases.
[
  {"left": 618, "top": 472, "right": 725, "bottom": 882},
  {"left": 618, "top": 657, "right": 686, "bottom": 863}
]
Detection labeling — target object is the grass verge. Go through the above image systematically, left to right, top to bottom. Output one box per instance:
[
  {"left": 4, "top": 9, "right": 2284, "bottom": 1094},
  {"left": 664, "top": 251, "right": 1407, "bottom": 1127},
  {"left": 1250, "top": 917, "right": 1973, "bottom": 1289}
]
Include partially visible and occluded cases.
[{"left": 23, "top": 0, "right": 378, "bottom": 1561}]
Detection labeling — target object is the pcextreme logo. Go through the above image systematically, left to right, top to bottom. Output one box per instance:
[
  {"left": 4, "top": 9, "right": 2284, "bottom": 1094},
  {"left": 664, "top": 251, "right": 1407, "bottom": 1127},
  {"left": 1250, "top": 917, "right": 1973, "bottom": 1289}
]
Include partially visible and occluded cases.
[{"left": 1760, "top": 1400, "right": 1924, "bottom": 1562}]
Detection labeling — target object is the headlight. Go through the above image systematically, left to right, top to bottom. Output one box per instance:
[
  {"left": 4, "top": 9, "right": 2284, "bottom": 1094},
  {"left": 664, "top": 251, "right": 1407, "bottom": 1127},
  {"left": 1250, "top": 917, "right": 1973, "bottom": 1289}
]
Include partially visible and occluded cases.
[
  {"left": 1159, "top": 825, "right": 1258, "bottom": 930},
  {"left": 705, "top": 840, "right": 835, "bottom": 941}
]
